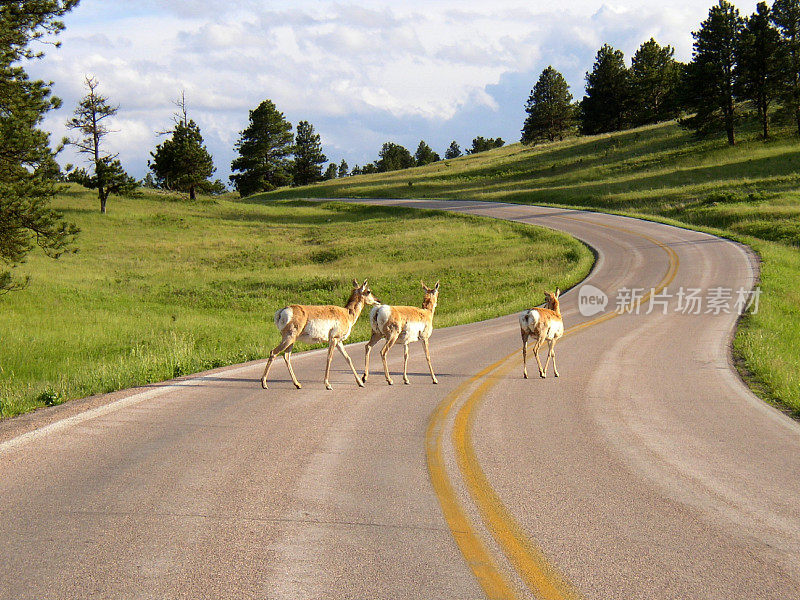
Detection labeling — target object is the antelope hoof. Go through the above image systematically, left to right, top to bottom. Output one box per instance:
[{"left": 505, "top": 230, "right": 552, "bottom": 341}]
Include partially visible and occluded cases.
[
  {"left": 523, "top": 372, "right": 528, "bottom": 379},
  {"left": 539, "top": 372, "right": 546, "bottom": 379},
  {"left": 361, "top": 374, "right": 368, "bottom": 383},
  {"left": 403, "top": 378, "right": 410, "bottom": 385},
  {"left": 432, "top": 378, "right": 439, "bottom": 385},
  {"left": 261, "top": 379, "right": 268, "bottom": 389},
  {"left": 357, "top": 379, "right": 365, "bottom": 388},
  {"left": 386, "top": 379, "right": 394, "bottom": 386},
  {"left": 294, "top": 382, "right": 302, "bottom": 389},
  {"left": 325, "top": 382, "right": 333, "bottom": 391}
]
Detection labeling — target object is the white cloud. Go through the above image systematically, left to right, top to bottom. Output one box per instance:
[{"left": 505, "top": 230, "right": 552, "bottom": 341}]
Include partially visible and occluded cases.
[{"left": 27, "top": 0, "right": 762, "bottom": 180}]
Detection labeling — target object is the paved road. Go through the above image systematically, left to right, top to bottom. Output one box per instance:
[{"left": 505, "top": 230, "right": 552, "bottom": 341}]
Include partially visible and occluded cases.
[{"left": 1, "top": 200, "right": 798, "bottom": 600}]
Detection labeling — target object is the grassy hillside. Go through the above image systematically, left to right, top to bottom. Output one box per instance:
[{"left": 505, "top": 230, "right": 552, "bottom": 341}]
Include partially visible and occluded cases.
[
  {"left": 265, "top": 120, "right": 800, "bottom": 416},
  {"left": 0, "top": 186, "right": 591, "bottom": 418}
]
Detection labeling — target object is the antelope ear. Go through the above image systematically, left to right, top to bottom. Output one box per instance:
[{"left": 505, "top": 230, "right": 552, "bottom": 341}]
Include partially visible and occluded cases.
[
  {"left": 353, "top": 278, "right": 359, "bottom": 287},
  {"left": 363, "top": 278, "right": 368, "bottom": 289},
  {"left": 421, "top": 279, "right": 428, "bottom": 291},
  {"left": 434, "top": 280, "right": 440, "bottom": 292},
  {"left": 555, "top": 287, "right": 561, "bottom": 298}
]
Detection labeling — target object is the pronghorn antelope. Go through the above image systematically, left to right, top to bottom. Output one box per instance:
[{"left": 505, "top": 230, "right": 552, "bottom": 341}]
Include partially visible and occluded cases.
[
  {"left": 261, "top": 279, "right": 380, "bottom": 391},
  {"left": 363, "top": 280, "right": 439, "bottom": 386},
  {"left": 520, "top": 287, "right": 564, "bottom": 379}
]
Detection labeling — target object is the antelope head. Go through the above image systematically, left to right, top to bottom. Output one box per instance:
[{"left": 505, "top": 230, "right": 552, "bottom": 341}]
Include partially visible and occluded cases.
[
  {"left": 352, "top": 278, "right": 381, "bottom": 306},
  {"left": 421, "top": 280, "right": 440, "bottom": 311},
  {"left": 544, "top": 287, "right": 561, "bottom": 312}
]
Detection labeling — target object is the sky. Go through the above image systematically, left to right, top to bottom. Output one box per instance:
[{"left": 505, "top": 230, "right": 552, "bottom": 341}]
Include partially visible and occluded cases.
[{"left": 27, "top": 0, "right": 761, "bottom": 183}]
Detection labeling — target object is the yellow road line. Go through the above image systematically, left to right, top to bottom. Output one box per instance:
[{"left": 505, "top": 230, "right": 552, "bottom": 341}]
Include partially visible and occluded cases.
[
  {"left": 427, "top": 215, "right": 680, "bottom": 599},
  {"left": 454, "top": 356, "right": 581, "bottom": 600},
  {"left": 425, "top": 361, "right": 522, "bottom": 599}
]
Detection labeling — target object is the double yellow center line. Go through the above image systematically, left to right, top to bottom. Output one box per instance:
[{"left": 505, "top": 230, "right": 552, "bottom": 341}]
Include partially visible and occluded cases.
[{"left": 426, "top": 217, "right": 680, "bottom": 599}]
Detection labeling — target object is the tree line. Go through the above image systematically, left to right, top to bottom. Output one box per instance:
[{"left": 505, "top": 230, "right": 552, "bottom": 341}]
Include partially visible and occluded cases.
[
  {"left": 522, "top": 0, "right": 800, "bottom": 146},
  {"left": 64, "top": 84, "right": 508, "bottom": 199},
  {"left": 229, "top": 98, "right": 506, "bottom": 194},
  {"left": 328, "top": 136, "right": 504, "bottom": 178}
]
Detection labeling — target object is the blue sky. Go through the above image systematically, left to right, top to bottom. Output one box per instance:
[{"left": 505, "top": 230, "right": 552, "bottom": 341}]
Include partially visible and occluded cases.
[{"left": 28, "top": 0, "right": 760, "bottom": 183}]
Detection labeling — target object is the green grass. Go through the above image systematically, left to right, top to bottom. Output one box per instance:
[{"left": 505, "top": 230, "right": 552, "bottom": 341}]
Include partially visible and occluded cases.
[
  {"left": 265, "top": 118, "right": 800, "bottom": 416},
  {"left": 0, "top": 185, "right": 592, "bottom": 418},
  {"left": 734, "top": 241, "right": 800, "bottom": 413}
]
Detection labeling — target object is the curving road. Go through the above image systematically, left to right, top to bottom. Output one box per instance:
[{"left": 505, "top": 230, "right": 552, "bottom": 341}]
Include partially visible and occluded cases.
[{"left": 1, "top": 200, "right": 799, "bottom": 600}]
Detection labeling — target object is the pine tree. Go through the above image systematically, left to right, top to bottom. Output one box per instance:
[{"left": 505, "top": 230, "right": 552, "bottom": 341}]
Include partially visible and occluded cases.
[
  {"left": 1, "top": 0, "right": 80, "bottom": 293},
  {"left": 772, "top": 0, "right": 800, "bottom": 134},
  {"left": 683, "top": 1, "right": 743, "bottom": 144},
  {"left": 738, "top": 2, "right": 784, "bottom": 138},
  {"left": 629, "top": 39, "right": 683, "bottom": 126},
  {"left": 580, "top": 44, "right": 631, "bottom": 134},
  {"left": 521, "top": 66, "right": 574, "bottom": 144},
  {"left": 65, "top": 76, "right": 136, "bottom": 213},
  {"left": 229, "top": 100, "right": 294, "bottom": 196},
  {"left": 149, "top": 119, "right": 215, "bottom": 200},
  {"left": 292, "top": 120, "right": 327, "bottom": 186},
  {"left": 466, "top": 137, "right": 504, "bottom": 154},
  {"left": 415, "top": 141, "right": 440, "bottom": 166},
  {"left": 444, "top": 141, "right": 462, "bottom": 159},
  {"left": 376, "top": 143, "right": 415, "bottom": 172},
  {"left": 338, "top": 159, "right": 349, "bottom": 178},
  {"left": 323, "top": 163, "right": 338, "bottom": 180},
  {"left": 361, "top": 163, "right": 379, "bottom": 175},
  {"left": 141, "top": 172, "right": 159, "bottom": 189},
  {"left": 204, "top": 179, "right": 227, "bottom": 195}
]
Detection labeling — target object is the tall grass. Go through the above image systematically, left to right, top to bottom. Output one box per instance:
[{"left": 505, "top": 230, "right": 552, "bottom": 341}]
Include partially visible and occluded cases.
[
  {"left": 265, "top": 119, "right": 800, "bottom": 415},
  {"left": 0, "top": 187, "right": 592, "bottom": 418}
]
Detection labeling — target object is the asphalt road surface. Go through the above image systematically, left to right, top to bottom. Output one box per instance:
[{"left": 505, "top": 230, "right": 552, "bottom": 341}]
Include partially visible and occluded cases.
[{"left": 2, "top": 200, "right": 798, "bottom": 600}]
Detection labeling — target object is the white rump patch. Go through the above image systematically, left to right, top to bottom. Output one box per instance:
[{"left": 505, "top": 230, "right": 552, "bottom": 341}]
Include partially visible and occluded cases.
[
  {"left": 371, "top": 304, "right": 392, "bottom": 333},
  {"left": 275, "top": 307, "right": 293, "bottom": 332},
  {"left": 520, "top": 309, "right": 540, "bottom": 332}
]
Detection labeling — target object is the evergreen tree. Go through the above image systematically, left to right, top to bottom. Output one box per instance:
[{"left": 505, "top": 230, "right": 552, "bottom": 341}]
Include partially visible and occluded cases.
[
  {"left": 1, "top": 0, "right": 80, "bottom": 293},
  {"left": 772, "top": 0, "right": 800, "bottom": 134},
  {"left": 683, "top": 1, "right": 743, "bottom": 144},
  {"left": 738, "top": 2, "right": 784, "bottom": 138},
  {"left": 629, "top": 39, "right": 683, "bottom": 125},
  {"left": 580, "top": 44, "right": 631, "bottom": 134},
  {"left": 521, "top": 66, "right": 574, "bottom": 144},
  {"left": 65, "top": 76, "right": 136, "bottom": 213},
  {"left": 229, "top": 100, "right": 294, "bottom": 196},
  {"left": 149, "top": 119, "right": 215, "bottom": 200},
  {"left": 292, "top": 120, "right": 327, "bottom": 186},
  {"left": 466, "top": 137, "right": 505, "bottom": 154},
  {"left": 415, "top": 140, "right": 440, "bottom": 165},
  {"left": 444, "top": 141, "right": 462, "bottom": 159},
  {"left": 376, "top": 143, "right": 415, "bottom": 172},
  {"left": 35, "top": 152, "right": 62, "bottom": 181},
  {"left": 89, "top": 157, "right": 137, "bottom": 202},
  {"left": 337, "top": 159, "right": 348, "bottom": 178},
  {"left": 323, "top": 163, "right": 338, "bottom": 180},
  {"left": 361, "top": 163, "right": 379, "bottom": 175},
  {"left": 350, "top": 164, "right": 361, "bottom": 175},
  {"left": 65, "top": 166, "right": 91, "bottom": 186},
  {"left": 141, "top": 172, "right": 159, "bottom": 189},
  {"left": 203, "top": 179, "right": 227, "bottom": 195}
]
